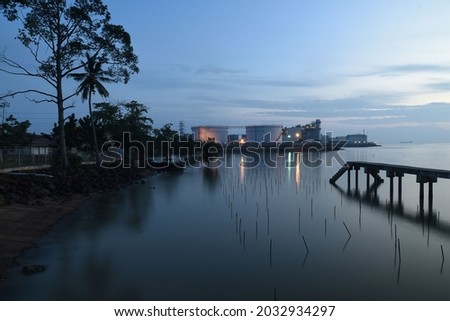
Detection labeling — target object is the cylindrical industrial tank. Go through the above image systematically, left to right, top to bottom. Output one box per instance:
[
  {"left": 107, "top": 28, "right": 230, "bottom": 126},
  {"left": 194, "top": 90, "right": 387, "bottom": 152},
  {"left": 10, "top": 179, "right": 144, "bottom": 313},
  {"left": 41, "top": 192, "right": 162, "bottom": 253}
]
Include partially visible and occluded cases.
[
  {"left": 245, "top": 125, "right": 283, "bottom": 143},
  {"left": 191, "top": 126, "right": 229, "bottom": 143}
]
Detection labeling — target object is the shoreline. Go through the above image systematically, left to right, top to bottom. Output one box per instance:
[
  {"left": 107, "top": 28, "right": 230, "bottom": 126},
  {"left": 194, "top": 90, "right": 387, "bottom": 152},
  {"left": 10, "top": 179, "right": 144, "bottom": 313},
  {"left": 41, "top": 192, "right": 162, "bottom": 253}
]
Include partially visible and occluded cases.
[
  {"left": 0, "top": 165, "right": 161, "bottom": 280},
  {"left": 0, "top": 195, "right": 95, "bottom": 280}
]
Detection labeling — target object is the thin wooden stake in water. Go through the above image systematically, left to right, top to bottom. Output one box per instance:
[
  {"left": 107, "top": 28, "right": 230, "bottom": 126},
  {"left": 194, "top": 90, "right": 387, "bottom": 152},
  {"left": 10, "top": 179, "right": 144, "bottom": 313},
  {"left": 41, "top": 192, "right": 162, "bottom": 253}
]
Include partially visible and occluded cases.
[
  {"left": 311, "top": 198, "right": 314, "bottom": 218},
  {"left": 239, "top": 218, "right": 242, "bottom": 235},
  {"left": 343, "top": 221, "right": 352, "bottom": 237},
  {"left": 394, "top": 224, "right": 397, "bottom": 247},
  {"left": 302, "top": 235, "right": 310, "bottom": 253},
  {"left": 398, "top": 238, "right": 402, "bottom": 263},
  {"left": 269, "top": 239, "right": 273, "bottom": 266},
  {"left": 441, "top": 245, "right": 445, "bottom": 262},
  {"left": 273, "top": 288, "right": 277, "bottom": 301}
]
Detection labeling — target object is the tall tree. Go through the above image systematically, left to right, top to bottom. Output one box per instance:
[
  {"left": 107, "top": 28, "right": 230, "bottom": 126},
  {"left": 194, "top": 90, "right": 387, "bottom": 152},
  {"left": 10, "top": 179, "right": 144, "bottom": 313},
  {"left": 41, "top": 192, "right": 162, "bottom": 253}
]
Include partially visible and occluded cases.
[
  {"left": 0, "top": 0, "right": 139, "bottom": 168},
  {"left": 69, "top": 53, "right": 113, "bottom": 165},
  {"left": 121, "top": 100, "right": 153, "bottom": 142},
  {"left": 93, "top": 101, "right": 123, "bottom": 142}
]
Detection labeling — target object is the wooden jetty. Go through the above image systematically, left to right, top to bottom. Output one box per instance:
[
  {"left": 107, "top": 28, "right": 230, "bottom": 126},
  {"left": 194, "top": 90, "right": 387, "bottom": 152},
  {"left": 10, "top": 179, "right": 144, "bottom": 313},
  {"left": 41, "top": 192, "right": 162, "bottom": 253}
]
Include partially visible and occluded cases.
[{"left": 330, "top": 161, "right": 450, "bottom": 210}]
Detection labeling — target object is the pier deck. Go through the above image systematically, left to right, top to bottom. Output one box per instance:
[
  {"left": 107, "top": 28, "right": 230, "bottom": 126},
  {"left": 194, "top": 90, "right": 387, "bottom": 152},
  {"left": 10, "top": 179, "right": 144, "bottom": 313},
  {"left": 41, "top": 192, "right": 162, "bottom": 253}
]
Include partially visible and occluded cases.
[{"left": 330, "top": 161, "right": 450, "bottom": 211}]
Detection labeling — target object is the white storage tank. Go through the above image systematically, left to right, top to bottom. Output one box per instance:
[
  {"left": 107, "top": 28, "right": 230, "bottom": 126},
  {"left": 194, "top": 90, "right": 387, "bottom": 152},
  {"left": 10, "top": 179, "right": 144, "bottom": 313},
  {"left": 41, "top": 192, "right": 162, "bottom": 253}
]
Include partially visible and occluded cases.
[
  {"left": 245, "top": 125, "right": 283, "bottom": 143},
  {"left": 191, "top": 126, "right": 229, "bottom": 143}
]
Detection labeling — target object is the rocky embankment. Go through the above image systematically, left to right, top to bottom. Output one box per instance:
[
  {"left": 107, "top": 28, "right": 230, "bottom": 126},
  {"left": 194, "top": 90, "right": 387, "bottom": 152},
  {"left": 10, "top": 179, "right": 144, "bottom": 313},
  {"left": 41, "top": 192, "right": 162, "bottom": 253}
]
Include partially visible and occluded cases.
[
  {"left": 0, "top": 165, "right": 157, "bottom": 280},
  {"left": 0, "top": 165, "right": 155, "bottom": 206}
]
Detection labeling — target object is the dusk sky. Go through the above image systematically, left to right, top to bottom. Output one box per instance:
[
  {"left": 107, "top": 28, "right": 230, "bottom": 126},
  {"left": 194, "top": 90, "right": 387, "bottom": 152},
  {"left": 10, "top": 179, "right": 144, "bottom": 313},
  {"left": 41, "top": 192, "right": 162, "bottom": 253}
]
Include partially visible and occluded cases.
[{"left": 2, "top": 0, "right": 450, "bottom": 143}]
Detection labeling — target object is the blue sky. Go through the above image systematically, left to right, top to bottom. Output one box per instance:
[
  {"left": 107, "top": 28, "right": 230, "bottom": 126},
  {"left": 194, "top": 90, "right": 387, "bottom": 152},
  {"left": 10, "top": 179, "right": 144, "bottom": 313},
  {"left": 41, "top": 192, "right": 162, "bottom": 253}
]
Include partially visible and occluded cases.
[{"left": 2, "top": 0, "right": 450, "bottom": 143}]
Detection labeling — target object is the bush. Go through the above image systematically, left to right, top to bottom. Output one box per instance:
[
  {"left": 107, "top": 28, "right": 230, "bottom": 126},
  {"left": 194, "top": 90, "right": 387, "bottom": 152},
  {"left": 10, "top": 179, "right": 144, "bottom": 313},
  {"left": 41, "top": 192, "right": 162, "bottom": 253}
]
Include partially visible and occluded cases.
[{"left": 67, "top": 153, "right": 83, "bottom": 167}]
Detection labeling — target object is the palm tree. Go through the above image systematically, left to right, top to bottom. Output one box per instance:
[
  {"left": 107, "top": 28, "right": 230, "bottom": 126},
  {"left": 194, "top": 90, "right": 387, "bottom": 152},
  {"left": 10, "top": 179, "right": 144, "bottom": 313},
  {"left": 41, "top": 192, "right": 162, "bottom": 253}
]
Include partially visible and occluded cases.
[{"left": 70, "top": 53, "right": 113, "bottom": 165}]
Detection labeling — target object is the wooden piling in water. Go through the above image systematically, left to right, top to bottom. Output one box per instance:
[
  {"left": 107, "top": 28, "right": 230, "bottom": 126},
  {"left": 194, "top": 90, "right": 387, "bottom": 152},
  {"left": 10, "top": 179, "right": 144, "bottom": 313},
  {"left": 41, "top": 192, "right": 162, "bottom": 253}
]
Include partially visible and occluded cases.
[
  {"left": 343, "top": 221, "right": 351, "bottom": 237},
  {"left": 394, "top": 224, "right": 397, "bottom": 247},
  {"left": 302, "top": 235, "right": 309, "bottom": 253}
]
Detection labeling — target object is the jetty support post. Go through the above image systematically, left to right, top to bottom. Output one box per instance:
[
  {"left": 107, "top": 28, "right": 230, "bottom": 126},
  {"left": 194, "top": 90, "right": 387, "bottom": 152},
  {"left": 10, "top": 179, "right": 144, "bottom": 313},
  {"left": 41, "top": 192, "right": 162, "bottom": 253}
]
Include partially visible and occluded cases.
[
  {"left": 347, "top": 165, "right": 352, "bottom": 190},
  {"left": 354, "top": 165, "right": 360, "bottom": 190},
  {"left": 365, "top": 168, "right": 370, "bottom": 190},
  {"left": 386, "top": 170, "right": 395, "bottom": 205},
  {"left": 396, "top": 172, "right": 404, "bottom": 203},
  {"left": 417, "top": 175, "right": 437, "bottom": 212}
]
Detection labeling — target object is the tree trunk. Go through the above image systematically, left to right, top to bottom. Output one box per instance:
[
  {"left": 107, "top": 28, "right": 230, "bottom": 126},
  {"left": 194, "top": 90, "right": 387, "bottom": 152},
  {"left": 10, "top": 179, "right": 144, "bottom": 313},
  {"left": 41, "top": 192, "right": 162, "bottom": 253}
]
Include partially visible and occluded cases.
[
  {"left": 56, "top": 45, "right": 67, "bottom": 168},
  {"left": 57, "top": 80, "right": 68, "bottom": 168},
  {"left": 88, "top": 92, "right": 100, "bottom": 165}
]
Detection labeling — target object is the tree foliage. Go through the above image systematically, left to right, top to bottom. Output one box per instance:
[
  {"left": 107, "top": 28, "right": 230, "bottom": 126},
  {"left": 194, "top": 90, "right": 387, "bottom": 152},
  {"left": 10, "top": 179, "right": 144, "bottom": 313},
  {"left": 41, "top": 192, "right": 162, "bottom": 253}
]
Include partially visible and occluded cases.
[
  {"left": 0, "top": 0, "right": 139, "bottom": 167},
  {"left": 69, "top": 53, "right": 113, "bottom": 165},
  {"left": 52, "top": 100, "right": 153, "bottom": 150},
  {"left": 0, "top": 114, "right": 31, "bottom": 148}
]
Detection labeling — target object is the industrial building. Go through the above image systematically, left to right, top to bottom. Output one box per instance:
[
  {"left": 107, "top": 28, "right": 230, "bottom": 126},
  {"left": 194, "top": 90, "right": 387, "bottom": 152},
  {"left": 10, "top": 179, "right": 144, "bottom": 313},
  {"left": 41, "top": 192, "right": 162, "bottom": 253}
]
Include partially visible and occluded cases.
[
  {"left": 301, "top": 119, "right": 321, "bottom": 141},
  {"left": 190, "top": 120, "right": 377, "bottom": 149},
  {"left": 282, "top": 120, "right": 321, "bottom": 142},
  {"left": 191, "top": 125, "right": 284, "bottom": 143},
  {"left": 245, "top": 125, "right": 283, "bottom": 143},
  {"left": 282, "top": 125, "right": 302, "bottom": 142},
  {"left": 191, "top": 126, "right": 229, "bottom": 144},
  {"left": 345, "top": 134, "right": 368, "bottom": 144}
]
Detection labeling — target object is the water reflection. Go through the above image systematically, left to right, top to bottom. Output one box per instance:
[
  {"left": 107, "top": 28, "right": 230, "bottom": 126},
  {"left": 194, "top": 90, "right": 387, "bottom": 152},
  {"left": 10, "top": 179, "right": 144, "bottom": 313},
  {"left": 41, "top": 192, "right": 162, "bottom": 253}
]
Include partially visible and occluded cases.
[
  {"left": 2, "top": 148, "right": 450, "bottom": 300},
  {"left": 202, "top": 166, "right": 220, "bottom": 190},
  {"left": 331, "top": 181, "right": 450, "bottom": 236}
]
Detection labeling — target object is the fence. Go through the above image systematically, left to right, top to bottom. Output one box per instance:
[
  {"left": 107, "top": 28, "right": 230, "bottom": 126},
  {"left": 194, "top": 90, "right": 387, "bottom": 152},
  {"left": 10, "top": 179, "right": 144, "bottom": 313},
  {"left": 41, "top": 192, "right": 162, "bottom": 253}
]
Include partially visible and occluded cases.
[
  {"left": 0, "top": 147, "right": 96, "bottom": 169},
  {"left": 0, "top": 147, "right": 54, "bottom": 168}
]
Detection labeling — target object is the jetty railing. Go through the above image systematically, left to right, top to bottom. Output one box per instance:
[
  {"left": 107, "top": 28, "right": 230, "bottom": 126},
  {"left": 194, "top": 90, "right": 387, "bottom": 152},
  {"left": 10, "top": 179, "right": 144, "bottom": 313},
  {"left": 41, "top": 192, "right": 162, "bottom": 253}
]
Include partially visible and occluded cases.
[{"left": 330, "top": 161, "right": 450, "bottom": 211}]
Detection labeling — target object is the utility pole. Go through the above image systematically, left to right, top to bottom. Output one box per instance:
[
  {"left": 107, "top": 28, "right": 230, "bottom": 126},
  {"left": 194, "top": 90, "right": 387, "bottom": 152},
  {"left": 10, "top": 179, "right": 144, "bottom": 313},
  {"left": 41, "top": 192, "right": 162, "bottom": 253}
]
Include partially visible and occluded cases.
[
  {"left": 0, "top": 99, "right": 9, "bottom": 124},
  {"left": 178, "top": 120, "right": 185, "bottom": 136}
]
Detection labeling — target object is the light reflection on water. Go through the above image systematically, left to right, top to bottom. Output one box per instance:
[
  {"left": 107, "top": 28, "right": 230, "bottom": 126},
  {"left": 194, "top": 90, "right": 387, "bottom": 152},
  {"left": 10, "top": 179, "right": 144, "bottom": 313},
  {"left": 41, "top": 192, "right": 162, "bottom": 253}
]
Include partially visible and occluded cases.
[{"left": 1, "top": 144, "right": 450, "bottom": 300}]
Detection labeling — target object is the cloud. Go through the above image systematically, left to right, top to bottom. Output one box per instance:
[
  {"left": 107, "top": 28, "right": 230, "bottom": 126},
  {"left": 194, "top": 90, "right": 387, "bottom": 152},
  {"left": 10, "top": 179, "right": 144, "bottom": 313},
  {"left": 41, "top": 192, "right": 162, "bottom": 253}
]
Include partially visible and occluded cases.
[
  {"left": 165, "top": 63, "right": 192, "bottom": 73},
  {"left": 196, "top": 64, "right": 247, "bottom": 75},
  {"left": 354, "top": 64, "right": 450, "bottom": 78},
  {"left": 383, "top": 64, "right": 450, "bottom": 74},
  {"left": 240, "top": 78, "right": 327, "bottom": 88},
  {"left": 426, "top": 81, "right": 450, "bottom": 91}
]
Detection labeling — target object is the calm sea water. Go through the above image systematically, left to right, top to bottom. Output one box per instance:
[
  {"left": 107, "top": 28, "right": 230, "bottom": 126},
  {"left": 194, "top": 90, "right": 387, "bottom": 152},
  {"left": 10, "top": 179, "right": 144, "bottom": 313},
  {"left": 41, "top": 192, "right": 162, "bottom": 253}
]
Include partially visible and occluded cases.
[{"left": 1, "top": 143, "right": 450, "bottom": 300}]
